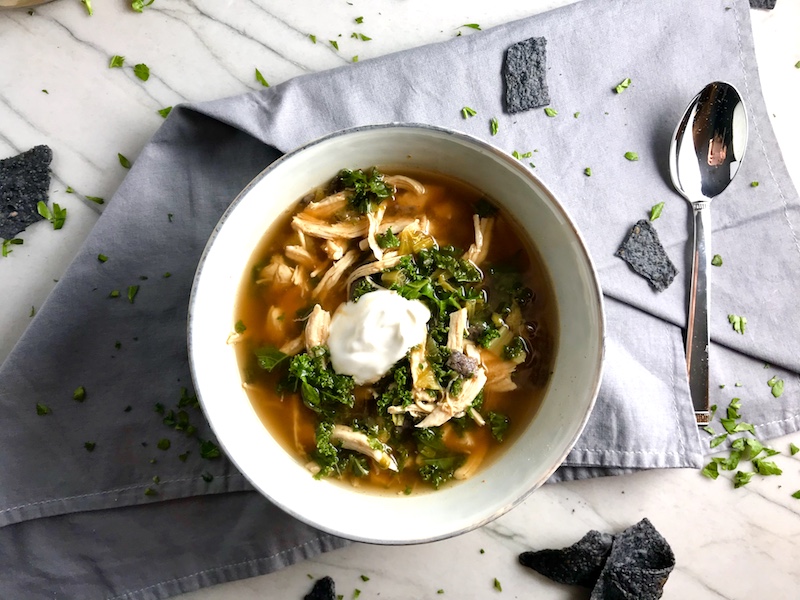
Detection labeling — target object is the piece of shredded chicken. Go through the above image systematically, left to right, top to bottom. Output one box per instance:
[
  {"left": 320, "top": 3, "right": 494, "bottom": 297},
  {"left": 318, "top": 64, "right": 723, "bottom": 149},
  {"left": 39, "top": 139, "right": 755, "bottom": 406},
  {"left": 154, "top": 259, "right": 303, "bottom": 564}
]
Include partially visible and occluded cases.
[
  {"left": 384, "top": 174, "right": 425, "bottom": 195},
  {"left": 300, "top": 191, "right": 348, "bottom": 219},
  {"left": 366, "top": 205, "right": 387, "bottom": 261},
  {"left": 292, "top": 214, "right": 369, "bottom": 240},
  {"left": 463, "top": 215, "right": 494, "bottom": 266},
  {"left": 323, "top": 238, "right": 347, "bottom": 261},
  {"left": 285, "top": 245, "right": 318, "bottom": 270},
  {"left": 313, "top": 249, "right": 359, "bottom": 299},
  {"left": 345, "top": 252, "right": 402, "bottom": 287},
  {"left": 256, "top": 255, "right": 294, "bottom": 286},
  {"left": 304, "top": 304, "right": 331, "bottom": 351},
  {"left": 447, "top": 308, "right": 468, "bottom": 353},
  {"left": 279, "top": 334, "right": 305, "bottom": 356},
  {"left": 481, "top": 348, "right": 518, "bottom": 392},
  {"left": 416, "top": 368, "right": 488, "bottom": 428},
  {"left": 331, "top": 425, "right": 398, "bottom": 471},
  {"left": 454, "top": 443, "right": 488, "bottom": 480}
]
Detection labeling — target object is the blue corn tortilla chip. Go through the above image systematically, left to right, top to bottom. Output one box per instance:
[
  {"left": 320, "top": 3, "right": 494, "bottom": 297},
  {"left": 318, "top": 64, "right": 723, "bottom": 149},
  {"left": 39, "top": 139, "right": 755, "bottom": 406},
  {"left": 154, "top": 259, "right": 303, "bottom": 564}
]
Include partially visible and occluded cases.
[
  {"left": 749, "top": 0, "right": 776, "bottom": 9},
  {"left": 503, "top": 37, "right": 550, "bottom": 113},
  {"left": 0, "top": 145, "right": 52, "bottom": 240},
  {"left": 615, "top": 219, "right": 677, "bottom": 292},
  {"left": 590, "top": 518, "right": 675, "bottom": 600},
  {"left": 519, "top": 530, "right": 614, "bottom": 587},
  {"left": 304, "top": 576, "right": 336, "bottom": 600}
]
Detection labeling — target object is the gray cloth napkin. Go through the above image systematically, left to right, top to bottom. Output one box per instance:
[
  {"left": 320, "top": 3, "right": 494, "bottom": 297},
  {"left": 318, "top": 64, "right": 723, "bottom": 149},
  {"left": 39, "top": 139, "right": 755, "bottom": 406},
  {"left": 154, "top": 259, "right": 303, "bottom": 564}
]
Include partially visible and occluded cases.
[{"left": 2, "top": 0, "right": 798, "bottom": 597}]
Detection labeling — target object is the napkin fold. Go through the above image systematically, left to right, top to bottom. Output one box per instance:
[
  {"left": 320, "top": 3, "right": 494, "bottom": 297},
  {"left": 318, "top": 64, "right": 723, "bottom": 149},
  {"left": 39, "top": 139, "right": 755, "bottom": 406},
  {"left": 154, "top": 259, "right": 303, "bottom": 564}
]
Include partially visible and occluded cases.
[{"left": 2, "top": 0, "right": 799, "bottom": 597}]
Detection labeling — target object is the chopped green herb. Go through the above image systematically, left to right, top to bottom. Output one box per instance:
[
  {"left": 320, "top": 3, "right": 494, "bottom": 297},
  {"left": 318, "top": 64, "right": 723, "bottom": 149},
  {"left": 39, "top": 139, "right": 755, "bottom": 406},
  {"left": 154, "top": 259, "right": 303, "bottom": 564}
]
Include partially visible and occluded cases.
[
  {"left": 80, "top": 0, "right": 93, "bottom": 15},
  {"left": 131, "top": 0, "right": 155, "bottom": 12},
  {"left": 355, "top": 16, "right": 364, "bottom": 24},
  {"left": 460, "top": 23, "right": 481, "bottom": 30},
  {"left": 309, "top": 34, "right": 317, "bottom": 43},
  {"left": 358, "top": 34, "right": 371, "bottom": 41},
  {"left": 329, "top": 40, "right": 339, "bottom": 50},
  {"left": 109, "top": 55, "right": 125, "bottom": 68},
  {"left": 352, "top": 56, "right": 358, "bottom": 63},
  {"left": 796, "top": 61, "right": 800, "bottom": 69},
  {"left": 133, "top": 63, "right": 150, "bottom": 81},
  {"left": 255, "top": 68, "right": 269, "bottom": 87},
  {"left": 614, "top": 78, "right": 632, "bottom": 93},
  {"left": 158, "top": 106, "right": 173, "bottom": 118},
  {"left": 461, "top": 106, "right": 477, "bottom": 119},
  {"left": 544, "top": 107, "right": 557, "bottom": 117},
  {"left": 573, "top": 112, "right": 580, "bottom": 118},
  {"left": 490, "top": 117, "right": 498, "bottom": 136},
  {"left": 511, "top": 150, "right": 532, "bottom": 160},
  {"left": 624, "top": 151, "right": 639, "bottom": 161},
  {"left": 118, "top": 153, "right": 132, "bottom": 169},
  {"left": 336, "top": 167, "right": 394, "bottom": 214},
  {"left": 584, "top": 167, "right": 592, "bottom": 176},
  {"left": 750, "top": 181, "right": 759, "bottom": 187},
  {"left": 65, "top": 186, "right": 75, "bottom": 193},
  {"left": 86, "top": 196, "right": 105, "bottom": 204},
  {"left": 37, "top": 201, "right": 67, "bottom": 230},
  {"left": 649, "top": 202, "right": 664, "bottom": 221},
  {"left": 167, "top": 213, "right": 174, "bottom": 222},
  {"left": 376, "top": 227, "right": 400, "bottom": 249},
  {"left": 1, "top": 238, "right": 23, "bottom": 257},
  {"left": 98, "top": 254, "right": 108, "bottom": 262},
  {"left": 711, "top": 254, "right": 723, "bottom": 267},
  {"left": 163, "top": 272, "right": 171, "bottom": 278},
  {"left": 127, "top": 285, "right": 139, "bottom": 304},
  {"left": 109, "top": 290, "right": 120, "bottom": 298},
  {"left": 29, "top": 306, "right": 35, "bottom": 317},
  {"left": 728, "top": 314, "right": 746, "bottom": 335},
  {"left": 234, "top": 320, "right": 246, "bottom": 334},
  {"left": 255, "top": 346, "right": 289, "bottom": 371},
  {"left": 768, "top": 376, "right": 784, "bottom": 398},
  {"left": 73, "top": 386, "right": 86, "bottom": 402},
  {"left": 36, "top": 403, "right": 51, "bottom": 416},
  {"left": 710, "top": 404, "right": 718, "bottom": 417},
  {"left": 124, "top": 405, "right": 132, "bottom": 412},
  {"left": 487, "top": 412, "right": 509, "bottom": 442},
  {"left": 710, "top": 433, "right": 728, "bottom": 448},
  {"left": 157, "top": 438, "right": 171, "bottom": 451},
  {"left": 200, "top": 439, "right": 221, "bottom": 459},
  {"left": 84, "top": 442, "right": 96, "bottom": 452},
  {"left": 790, "top": 443, "right": 799, "bottom": 456},
  {"left": 178, "top": 451, "right": 190, "bottom": 462},
  {"left": 752, "top": 458, "right": 781, "bottom": 476},
  {"left": 701, "top": 461, "right": 719, "bottom": 479},
  {"left": 733, "top": 470, "right": 754, "bottom": 488},
  {"left": 201, "top": 471, "right": 214, "bottom": 482},
  {"left": 152, "top": 475, "right": 160, "bottom": 484},
  {"left": 144, "top": 487, "right": 157, "bottom": 496},
  {"left": 793, "top": 490, "right": 800, "bottom": 499},
  {"left": 480, "top": 548, "right": 485, "bottom": 554},
  {"left": 360, "top": 575, "right": 370, "bottom": 582},
  {"left": 493, "top": 578, "right": 502, "bottom": 592},
  {"left": 353, "top": 590, "right": 361, "bottom": 599},
  {"left": 437, "top": 591, "right": 444, "bottom": 595}
]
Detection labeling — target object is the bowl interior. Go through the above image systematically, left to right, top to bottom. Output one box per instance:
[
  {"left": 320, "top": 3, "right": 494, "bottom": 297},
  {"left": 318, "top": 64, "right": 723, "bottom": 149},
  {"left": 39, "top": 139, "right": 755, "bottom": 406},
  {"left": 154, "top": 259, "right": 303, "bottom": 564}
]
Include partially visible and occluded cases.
[{"left": 188, "top": 124, "right": 604, "bottom": 544}]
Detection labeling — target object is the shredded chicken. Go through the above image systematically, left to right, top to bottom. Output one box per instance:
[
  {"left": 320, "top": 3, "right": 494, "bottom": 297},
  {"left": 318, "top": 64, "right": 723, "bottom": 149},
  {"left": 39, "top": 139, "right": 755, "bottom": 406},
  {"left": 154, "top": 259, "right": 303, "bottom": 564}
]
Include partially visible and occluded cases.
[
  {"left": 384, "top": 174, "right": 425, "bottom": 196},
  {"left": 300, "top": 191, "right": 348, "bottom": 219},
  {"left": 366, "top": 205, "right": 387, "bottom": 261},
  {"left": 292, "top": 214, "right": 369, "bottom": 240},
  {"left": 463, "top": 215, "right": 494, "bottom": 266},
  {"left": 323, "top": 238, "right": 347, "bottom": 261},
  {"left": 285, "top": 245, "right": 318, "bottom": 269},
  {"left": 312, "top": 249, "right": 359, "bottom": 299},
  {"left": 345, "top": 252, "right": 402, "bottom": 287},
  {"left": 256, "top": 256, "right": 293, "bottom": 286},
  {"left": 310, "top": 260, "right": 331, "bottom": 279},
  {"left": 291, "top": 265, "right": 310, "bottom": 295},
  {"left": 304, "top": 304, "right": 331, "bottom": 351},
  {"left": 265, "top": 306, "right": 287, "bottom": 340},
  {"left": 447, "top": 308, "right": 468, "bottom": 353},
  {"left": 279, "top": 334, "right": 305, "bottom": 356},
  {"left": 482, "top": 349, "right": 518, "bottom": 392},
  {"left": 416, "top": 368, "right": 488, "bottom": 428},
  {"left": 469, "top": 407, "right": 485, "bottom": 426},
  {"left": 331, "top": 425, "right": 398, "bottom": 471},
  {"left": 454, "top": 445, "right": 487, "bottom": 480}
]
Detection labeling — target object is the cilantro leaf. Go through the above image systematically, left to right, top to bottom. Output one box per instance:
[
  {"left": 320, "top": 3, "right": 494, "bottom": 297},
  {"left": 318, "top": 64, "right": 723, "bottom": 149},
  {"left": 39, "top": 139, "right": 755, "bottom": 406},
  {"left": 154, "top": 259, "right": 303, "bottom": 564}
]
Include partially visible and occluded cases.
[
  {"left": 355, "top": 16, "right": 364, "bottom": 24},
  {"left": 308, "top": 34, "right": 317, "bottom": 43},
  {"left": 329, "top": 40, "right": 339, "bottom": 50},
  {"left": 109, "top": 55, "right": 125, "bottom": 68},
  {"left": 133, "top": 63, "right": 150, "bottom": 81},
  {"left": 255, "top": 68, "right": 269, "bottom": 87},
  {"left": 336, "top": 167, "right": 393, "bottom": 214},
  {"left": 86, "top": 196, "right": 105, "bottom": 204},
  {"left": 649, "top": 202, "right": 664, "bottom": 221},
  {"left": 376, "top": 227, "right": 400, "bottom": 249},
  {"left": 1, "top": 238, "right": 23, "bottom": 257},
  {"left": 98, "top": 254, "right": 108, "bottom": 262},
  {"left": 768, "top": 377, "right": 784, "bottom": 398},
  {"left": 710, "top": 433, "right": 728, "bottom": 448},
  {"left": 157, "top": 438, "right": 170, "bottom": 450},
  {"left": 791, "top": 443, "right": 799, "bottom": 456},
  {"left": 753, "top": 458, "right": 782, "bottom": 476},
  {"left": 701, "top": 461, "right": 719, "bottom": 479},
  {"left": 733, "top": 470, "right": 754, "bottom": 488},
  {"left": 793, "top": 490, "right": 800, "bottom": 499}
]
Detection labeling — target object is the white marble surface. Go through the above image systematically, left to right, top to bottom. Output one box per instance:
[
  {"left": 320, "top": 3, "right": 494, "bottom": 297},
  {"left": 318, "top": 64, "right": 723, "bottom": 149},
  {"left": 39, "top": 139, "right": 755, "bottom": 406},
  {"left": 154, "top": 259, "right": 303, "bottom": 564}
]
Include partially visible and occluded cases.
[{"left": 1, "top": 0, "right": 800, "bottom": 598}]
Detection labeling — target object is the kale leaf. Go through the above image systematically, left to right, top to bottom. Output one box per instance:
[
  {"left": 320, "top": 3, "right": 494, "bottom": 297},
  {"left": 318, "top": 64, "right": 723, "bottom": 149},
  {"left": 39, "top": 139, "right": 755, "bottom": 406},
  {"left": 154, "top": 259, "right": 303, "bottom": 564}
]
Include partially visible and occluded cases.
[{"left": 337, "top": 167, "right": 394, "bottom": 214}]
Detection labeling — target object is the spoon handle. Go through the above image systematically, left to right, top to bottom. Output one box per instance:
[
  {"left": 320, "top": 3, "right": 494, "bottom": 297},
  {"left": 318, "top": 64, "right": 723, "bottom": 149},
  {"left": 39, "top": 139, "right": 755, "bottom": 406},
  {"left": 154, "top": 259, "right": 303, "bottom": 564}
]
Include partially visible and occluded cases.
[{"left": 687, "top": 201, "right": 711, "bottom": 424}]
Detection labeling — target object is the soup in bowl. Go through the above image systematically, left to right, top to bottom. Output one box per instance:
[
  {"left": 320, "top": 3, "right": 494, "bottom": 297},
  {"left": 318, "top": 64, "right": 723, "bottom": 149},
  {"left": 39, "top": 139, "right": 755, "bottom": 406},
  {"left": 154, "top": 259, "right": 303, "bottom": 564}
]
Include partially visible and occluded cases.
[{"left": 188, "top": 124, "right": 604, "bottom": 544}]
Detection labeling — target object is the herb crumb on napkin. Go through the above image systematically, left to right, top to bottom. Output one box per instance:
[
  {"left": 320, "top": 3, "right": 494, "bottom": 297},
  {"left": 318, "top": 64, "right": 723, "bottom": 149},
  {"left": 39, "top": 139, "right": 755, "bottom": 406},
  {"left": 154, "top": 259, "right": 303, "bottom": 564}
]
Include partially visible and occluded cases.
[
  {"left": 503, "top": 37, "right": 549, "bottom": 113},
  {"left": 615, "top": 219, "right": 678, "bottom": 291}
]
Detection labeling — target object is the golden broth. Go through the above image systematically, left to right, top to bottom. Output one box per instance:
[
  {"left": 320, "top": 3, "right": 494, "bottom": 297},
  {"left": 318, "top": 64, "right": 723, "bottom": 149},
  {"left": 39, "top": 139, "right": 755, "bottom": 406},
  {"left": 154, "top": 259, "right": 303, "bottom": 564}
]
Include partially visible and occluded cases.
[{"left": 234, "top": 168, "right": 558, "bottom": 494}]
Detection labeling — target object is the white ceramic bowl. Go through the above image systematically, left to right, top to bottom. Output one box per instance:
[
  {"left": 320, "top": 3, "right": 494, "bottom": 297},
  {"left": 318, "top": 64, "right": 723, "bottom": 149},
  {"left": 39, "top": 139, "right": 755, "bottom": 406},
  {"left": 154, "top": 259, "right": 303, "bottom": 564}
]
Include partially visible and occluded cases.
[{"left": 188, "top": 124, "right": 605, "bottom": 545}]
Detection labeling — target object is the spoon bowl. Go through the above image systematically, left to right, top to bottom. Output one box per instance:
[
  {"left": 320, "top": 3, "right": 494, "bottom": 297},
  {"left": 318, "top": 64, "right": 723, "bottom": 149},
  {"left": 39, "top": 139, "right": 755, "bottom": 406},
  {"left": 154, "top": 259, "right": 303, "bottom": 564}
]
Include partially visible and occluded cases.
[{"left": 669, "top": 81, "right": 748, "bottom": 423}]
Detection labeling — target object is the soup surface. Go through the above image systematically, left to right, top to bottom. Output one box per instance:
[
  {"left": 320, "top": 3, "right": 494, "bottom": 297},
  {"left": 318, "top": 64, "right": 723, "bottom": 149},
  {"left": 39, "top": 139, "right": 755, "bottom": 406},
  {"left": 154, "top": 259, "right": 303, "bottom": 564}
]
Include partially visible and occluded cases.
[{"left": 233, "top": 168, "right": 557, "bottom": 494}]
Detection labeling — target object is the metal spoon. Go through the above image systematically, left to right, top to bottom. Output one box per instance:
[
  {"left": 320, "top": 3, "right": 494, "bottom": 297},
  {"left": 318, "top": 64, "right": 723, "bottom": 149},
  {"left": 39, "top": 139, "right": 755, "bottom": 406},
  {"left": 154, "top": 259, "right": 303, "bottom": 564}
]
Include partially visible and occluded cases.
[{"left": 669, "top": 81, "right": 748, "bottom": 424}]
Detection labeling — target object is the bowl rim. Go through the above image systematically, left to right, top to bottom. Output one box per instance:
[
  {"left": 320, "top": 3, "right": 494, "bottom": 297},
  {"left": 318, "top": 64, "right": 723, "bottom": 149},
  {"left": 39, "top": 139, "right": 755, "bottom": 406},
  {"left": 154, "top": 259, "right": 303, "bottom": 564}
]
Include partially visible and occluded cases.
[{"left": 187, "top": 122, "right": 606, "bottom": 545}]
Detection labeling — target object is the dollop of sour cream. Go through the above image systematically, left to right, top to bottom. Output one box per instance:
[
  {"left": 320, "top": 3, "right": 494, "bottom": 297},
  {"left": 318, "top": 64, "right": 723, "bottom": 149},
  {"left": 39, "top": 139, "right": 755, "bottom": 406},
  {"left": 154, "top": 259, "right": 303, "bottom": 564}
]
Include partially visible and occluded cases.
[{"left": 328, "top": 289, "right": 431, "bottom": 385}]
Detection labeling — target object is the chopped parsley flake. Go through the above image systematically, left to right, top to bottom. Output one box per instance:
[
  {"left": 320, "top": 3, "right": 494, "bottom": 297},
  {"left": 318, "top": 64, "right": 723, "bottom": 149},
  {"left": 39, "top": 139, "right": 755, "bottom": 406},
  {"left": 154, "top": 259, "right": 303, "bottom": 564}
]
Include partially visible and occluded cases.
[
  {"left": 80, "top": 0, "right": 93, "bottom": 16},
  {"left": 131, "top": 0, "right": 155, "bottom": 13},
  {"left": 355, "top": 16, "right": 364, "bottom": 24},
  {"left": 461, "top": 23, "right": 481, "bottom": 30},
  {"left": 309, "top": 34, "right": 317, "bottom": 43},
  {"left": 358, "top": 34, "right": 371, "bottom": 41},
  {"left": 329, "top": 40, "right": 339, "bottom": 50},
  {"left": 109, "top": 55, "right": 125, "bottom": 68},
  {"left": 352, "top": 56, "right": 359, "bottom": 63},
  {"left": 796, "top": 61, "right": 800, "bottom": 69},
  {"left": 133, "top": 63, "right": 150, "bottom": 81},
  {"left": 255, "top": 68, "right": 269, "bottom": 87},
  {"left": 614, "top": 78, "right": 632, "bottom": 93},
  {"left": 158, "top": 106, "right": 173, "bottom": 118},
  {"left": 461, "top": 106, "right": 477, "bottom": 119},
  {"left": 544, "top": 107, "right": 557, "bottom": 117},
  {"left": 574, "top": 112, "right": 580, "bottom": 118},
  {"left": 490, "top": 117, "right": 498, "bottom": 136},
  {"left": 511, "top": 150, "right": 532, "bottom": 160},
  {"left": 624, "top": 151, "right": 639, "bottom": 161},
  {"left": 118, "top": 153, "right": 132, "bottom": 169},
  {"left": 584, "top": 167, "right": 592, "bottom": 176},
  {"left": 750, "top": 181, "right": 759, "bottom": 187},
  {"left": 65, "top": 186, "right": 75, "bottom": 193},
  {"left": 86, "top": 196, "right": 105, "bottom": 204},
  {"left": 38, "top": 201, "right": 67, "bottom": 230},
  {"left": 649, "top": 202, "right": 664, "bottom": 221},
  {"left": 167, "top": 213, "right": 174, "bottom": 222},
  {"left": 1, "top": 238, "right": 23, "bottom": 257},
  {"left": 98, "top": 254, "right": 108, "bottom": 262},
  {"left": 711, "top": 254, "right": 723, "bottom": 267},
  {"left": 163, "top": 272, "right": 171, "bottom": 278},
  {"left": 127, "top": 285, "right": 139, "bottom": 303},
  {"left": 109, "top": 290, "right": 120, "bottom": 298},
  {"left": 29, "top": 306, "right": 35, "bottom": 317},
  {"left": 728, "top": 314, "right": 746, "bottom": 334},
  {"left": 234, "top": 320, "right": 247, "bottom": 334},
  {"left": 768, "top": 376, "right": 784, "bottom": 398},
  {"left": 73, "top": 386, "right": 86, "bottom": 402},
  {"left": 36, "top": 403, "right": 51, "bottom": 416},
  {"left": 157, "top": 438, "right": 171, "bottom": 451},
  {"left": 200, "top": 439, "right": 222, "bottom": 459},
  {"left": 84, "top": 442, "right": 96, "bottom": 452},
  {"left": 790, "top": 443, "right": 799, "bottom": 456},
  {"left": 178, "top": 451, "right": 190, "bottom": 462},
  {"left": 733, "top": 470, "right": 754, "bottom": 488},
  {"left": 201, "top": 472, "right": 214, "bottom": 482},
  {"left": 144, "top": 487, "right": 157, "bottom": 496},
  {"left": 793, "top": 490, "right": 800, "bottom": 499},
  {"left": 360, "top": 575, "right": 369, "bottom": 582},
  {"left": 493, "top": 578, "right": 502, "bottom": 591},
  {"left": 353, "top": 590, "right": 361, "bottom": 599}
]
